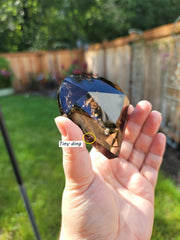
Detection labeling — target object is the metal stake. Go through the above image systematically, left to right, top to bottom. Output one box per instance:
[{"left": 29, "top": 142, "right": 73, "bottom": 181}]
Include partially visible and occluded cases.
[{"left": 0, "top": 106, "right": 41, "bottom": 240}]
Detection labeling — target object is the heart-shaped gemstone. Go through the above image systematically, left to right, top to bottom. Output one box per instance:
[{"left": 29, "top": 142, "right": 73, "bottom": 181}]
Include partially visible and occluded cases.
[{"left": 57, "top": 74, "right": 129, "bottom": 159}]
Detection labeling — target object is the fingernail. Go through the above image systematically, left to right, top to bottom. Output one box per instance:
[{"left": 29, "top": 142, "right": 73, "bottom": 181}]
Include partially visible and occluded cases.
[
  {"left": 127, "top": 105, "right": 134, "bottom": 115},
  {"left": 54, "top": 117, "right": 67, "bottom": 137}
]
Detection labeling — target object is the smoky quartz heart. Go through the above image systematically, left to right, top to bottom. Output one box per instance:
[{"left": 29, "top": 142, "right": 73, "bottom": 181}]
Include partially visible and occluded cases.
[{"left": 57, "top": 74, "right": 129, "bottom": 159}]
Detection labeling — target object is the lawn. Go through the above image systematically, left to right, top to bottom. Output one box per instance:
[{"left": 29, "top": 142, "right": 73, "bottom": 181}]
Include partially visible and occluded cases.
[
  {"left": 0, "top": 94, "right": 180, "bottom": 240},
  {"left": 0, "top": 94, "right": 64, "bottom": 240}
]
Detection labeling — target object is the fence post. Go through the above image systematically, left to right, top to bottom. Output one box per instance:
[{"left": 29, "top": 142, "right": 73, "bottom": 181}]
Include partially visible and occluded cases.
[{"left": 128, "top": 41, "right": 133, "bottom": 103}]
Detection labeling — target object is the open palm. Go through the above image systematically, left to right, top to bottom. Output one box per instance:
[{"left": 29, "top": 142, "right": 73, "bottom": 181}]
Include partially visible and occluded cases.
[{"left": 55, "top": 101, "right": 166, "bottom": 240}]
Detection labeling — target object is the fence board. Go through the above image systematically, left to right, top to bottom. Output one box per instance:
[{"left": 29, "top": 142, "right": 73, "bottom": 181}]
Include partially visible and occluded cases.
[
  {"left": 130, "top": 41, "right": 145, "bottom": 105},
  {"left": 114, "top": 45, "right": 131, "bottom": 95},
  {"left": 85, "top": 49, "right": 104, "bottom": 76}
]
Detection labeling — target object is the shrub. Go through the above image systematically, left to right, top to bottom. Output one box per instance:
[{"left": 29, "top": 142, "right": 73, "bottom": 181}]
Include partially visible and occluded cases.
[
  {"left": 0, "top": 56, "right": 13, "bottom": 89},
  {"left": 59, "top": 59, "right": 89, "bottom": 83}
]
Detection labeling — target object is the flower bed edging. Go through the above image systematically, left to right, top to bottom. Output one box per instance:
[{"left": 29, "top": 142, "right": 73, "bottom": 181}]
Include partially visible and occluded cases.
[{"left": 0, "top": 88, "right": 14, "bottom": 97}]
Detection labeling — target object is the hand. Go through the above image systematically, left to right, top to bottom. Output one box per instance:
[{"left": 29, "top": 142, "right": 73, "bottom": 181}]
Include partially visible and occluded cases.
[{"left": 55, "top": 100, "right": 166, "bottom": 240}]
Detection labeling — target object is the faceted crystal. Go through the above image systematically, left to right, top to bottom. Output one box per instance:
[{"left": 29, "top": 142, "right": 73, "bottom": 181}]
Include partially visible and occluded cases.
[{"left": 57, "top": 74, "right": 129, "bottom": 159}]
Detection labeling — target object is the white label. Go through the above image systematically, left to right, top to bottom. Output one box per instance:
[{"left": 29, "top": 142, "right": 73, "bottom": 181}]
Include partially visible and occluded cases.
[{"left": 59, "top": 140, "right": 83, "bottom": 148}]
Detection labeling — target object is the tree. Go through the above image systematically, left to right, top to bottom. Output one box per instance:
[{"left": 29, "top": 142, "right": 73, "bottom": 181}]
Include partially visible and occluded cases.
[
  {"left": 0, "top": 0, "right": 180, "bottom": 52},
  {"left": 0, "top": 0, "right": 43, "bottom": 52}
]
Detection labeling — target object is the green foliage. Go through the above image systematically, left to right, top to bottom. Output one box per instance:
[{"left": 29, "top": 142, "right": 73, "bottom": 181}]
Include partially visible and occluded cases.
[
  {"left": 0, "top": 0, "right": 180, "bottom": 52},
  {"left": 0, "top": 0, "right": 43, "bottom": 52},
  {"left": 0, "top": 56, "right": 13, "bottom": 88},
  {"left": 0, "top": 57, "right": 11, "bottom": 71}
]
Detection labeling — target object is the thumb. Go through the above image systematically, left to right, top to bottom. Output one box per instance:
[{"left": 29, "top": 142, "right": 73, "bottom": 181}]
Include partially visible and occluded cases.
[{"left": 55, "top": 116, "right": 94, "bottom": 190}]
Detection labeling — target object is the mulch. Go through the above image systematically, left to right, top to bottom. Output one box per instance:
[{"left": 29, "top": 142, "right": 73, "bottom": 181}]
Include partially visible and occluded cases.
[{"left": 161, "top": 144, "right": 180, "bottom": 186}]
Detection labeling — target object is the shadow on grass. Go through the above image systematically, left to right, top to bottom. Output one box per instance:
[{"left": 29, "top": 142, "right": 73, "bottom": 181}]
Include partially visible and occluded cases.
[{"left": 152, "top": 216, "right": 180, "bottom": 240}]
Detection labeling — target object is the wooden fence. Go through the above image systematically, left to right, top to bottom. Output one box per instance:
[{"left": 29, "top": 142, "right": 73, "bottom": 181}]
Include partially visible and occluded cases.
[
  {"left": 1, "top": 22, "right": 180, "bottom": 144},
  {"left": 85, "top": 22, "right": 180, "bottom": 144},
  {"left": 1, "top": 49, "right": 84, "bottom": 90}
]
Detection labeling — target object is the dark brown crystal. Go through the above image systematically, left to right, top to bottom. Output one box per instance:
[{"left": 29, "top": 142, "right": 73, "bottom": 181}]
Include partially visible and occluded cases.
[{"left": 58, "top": 74, "right": 129, "bottom": 159}]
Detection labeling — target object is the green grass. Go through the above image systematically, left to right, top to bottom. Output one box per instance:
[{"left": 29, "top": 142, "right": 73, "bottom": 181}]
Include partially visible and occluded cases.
[
  {"left": 0, "top": 94, "right": 180, "bottom": 240},
  {"left": 0, "top": 94, "right": 64, "bottom": 240},
  {"left": 152, "top": 173, "right": 180, "bottom": 240}
]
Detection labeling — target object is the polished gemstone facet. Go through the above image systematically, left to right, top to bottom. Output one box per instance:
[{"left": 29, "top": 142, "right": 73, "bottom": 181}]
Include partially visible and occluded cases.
[{"left": 57, "top": 74, "right": 129, "bottom": 159}]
